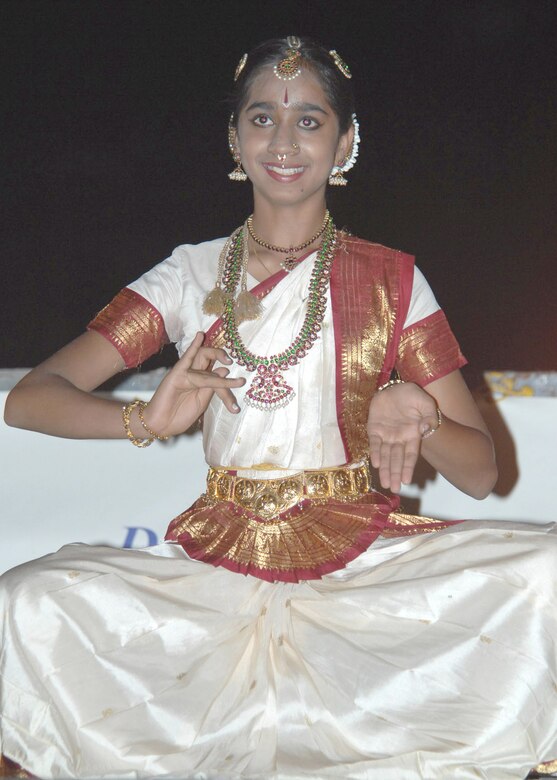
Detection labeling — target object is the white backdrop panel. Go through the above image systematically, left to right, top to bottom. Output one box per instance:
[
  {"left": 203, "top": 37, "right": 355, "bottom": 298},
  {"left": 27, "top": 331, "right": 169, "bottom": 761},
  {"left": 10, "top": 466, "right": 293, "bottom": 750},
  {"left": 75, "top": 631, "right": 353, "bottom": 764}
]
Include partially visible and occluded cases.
[{"left": 1, "top": 376, "right": 556, "bottom": 574}]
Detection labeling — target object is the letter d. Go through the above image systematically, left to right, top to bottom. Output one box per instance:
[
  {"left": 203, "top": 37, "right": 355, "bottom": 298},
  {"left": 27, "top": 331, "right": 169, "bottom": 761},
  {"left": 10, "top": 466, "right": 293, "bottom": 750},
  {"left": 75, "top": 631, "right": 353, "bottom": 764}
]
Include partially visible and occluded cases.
[{"left": 122, "top": 526, "right": 159, "bottom": 549}]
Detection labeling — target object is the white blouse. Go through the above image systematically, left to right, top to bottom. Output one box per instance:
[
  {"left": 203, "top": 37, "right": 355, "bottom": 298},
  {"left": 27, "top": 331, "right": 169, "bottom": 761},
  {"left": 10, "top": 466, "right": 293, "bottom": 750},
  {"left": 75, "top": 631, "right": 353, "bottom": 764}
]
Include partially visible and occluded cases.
[{"left": 128, "top": 239, "right": 440, "bottom": 474}]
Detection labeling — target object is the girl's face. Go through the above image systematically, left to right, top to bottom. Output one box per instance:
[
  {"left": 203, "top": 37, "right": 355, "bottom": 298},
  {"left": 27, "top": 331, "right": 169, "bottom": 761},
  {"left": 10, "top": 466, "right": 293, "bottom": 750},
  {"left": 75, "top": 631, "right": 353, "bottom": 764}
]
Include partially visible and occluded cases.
[{"left": 233, "top": 67, "right": 353, "bottom": 209}]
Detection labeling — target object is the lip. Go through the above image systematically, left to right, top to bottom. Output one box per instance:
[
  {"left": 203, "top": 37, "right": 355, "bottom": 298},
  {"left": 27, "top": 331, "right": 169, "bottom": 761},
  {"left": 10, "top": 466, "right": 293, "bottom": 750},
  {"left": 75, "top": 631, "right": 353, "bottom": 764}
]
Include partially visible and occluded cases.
[{"left": 263, "top": 163, "right": 306, "bottom": 183}]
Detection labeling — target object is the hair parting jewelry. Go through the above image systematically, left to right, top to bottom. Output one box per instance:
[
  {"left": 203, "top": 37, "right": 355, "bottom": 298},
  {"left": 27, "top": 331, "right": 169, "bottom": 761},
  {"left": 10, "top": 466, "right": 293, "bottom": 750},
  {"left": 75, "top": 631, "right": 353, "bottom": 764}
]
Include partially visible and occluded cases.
[
  {"left": 274, "top": 36, "right": 303, "bottom": 81},
  {"left": 328, "top": 113, "right": 361, "bottom": 186}
]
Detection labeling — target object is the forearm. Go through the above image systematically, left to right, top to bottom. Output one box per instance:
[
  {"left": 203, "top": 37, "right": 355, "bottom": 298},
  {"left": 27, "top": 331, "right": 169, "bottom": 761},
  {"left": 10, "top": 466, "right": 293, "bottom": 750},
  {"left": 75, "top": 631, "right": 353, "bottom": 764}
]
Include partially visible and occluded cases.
[
  {"left": 4, "top": 375, "right": 144, "bottom": 440},
  {"left": 421, "top": 415, "right": 497, "bottom": 499}
]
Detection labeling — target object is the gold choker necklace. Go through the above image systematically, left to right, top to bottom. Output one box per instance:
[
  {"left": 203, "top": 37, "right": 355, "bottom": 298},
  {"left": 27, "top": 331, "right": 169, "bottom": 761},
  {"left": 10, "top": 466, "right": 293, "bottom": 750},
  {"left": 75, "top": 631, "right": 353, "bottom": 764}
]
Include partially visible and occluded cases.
[{"left": 246, "top": 211, "right": 331, "bottom": 266}]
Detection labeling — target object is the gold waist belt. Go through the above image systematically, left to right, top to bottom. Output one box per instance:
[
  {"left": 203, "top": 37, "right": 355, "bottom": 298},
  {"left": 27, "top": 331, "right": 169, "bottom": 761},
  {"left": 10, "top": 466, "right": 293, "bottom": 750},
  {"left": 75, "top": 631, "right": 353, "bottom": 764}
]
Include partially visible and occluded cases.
[{"left": 206, "top": 461, "right": 372, "bottom": 519}]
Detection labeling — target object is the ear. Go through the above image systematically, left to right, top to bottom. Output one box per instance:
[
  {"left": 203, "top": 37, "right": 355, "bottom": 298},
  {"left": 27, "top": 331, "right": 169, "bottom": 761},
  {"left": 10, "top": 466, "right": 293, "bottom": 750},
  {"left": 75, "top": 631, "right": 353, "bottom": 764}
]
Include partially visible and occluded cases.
[
  {"left": 228, "top": 119, "right": 240, "bottom": 158},
  {"left": 335, "top": 123, "right": 355, "bottom": 166},
  {"left": 230, "top": 127, "right": 239, "bottom": 152}
]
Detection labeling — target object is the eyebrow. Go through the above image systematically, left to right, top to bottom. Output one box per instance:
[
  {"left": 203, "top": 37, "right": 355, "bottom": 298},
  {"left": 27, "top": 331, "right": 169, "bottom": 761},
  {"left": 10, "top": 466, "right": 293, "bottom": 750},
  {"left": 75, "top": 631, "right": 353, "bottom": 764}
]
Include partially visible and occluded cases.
[{"left": 245, "top": 100, "right": 329, "bottom": 115}]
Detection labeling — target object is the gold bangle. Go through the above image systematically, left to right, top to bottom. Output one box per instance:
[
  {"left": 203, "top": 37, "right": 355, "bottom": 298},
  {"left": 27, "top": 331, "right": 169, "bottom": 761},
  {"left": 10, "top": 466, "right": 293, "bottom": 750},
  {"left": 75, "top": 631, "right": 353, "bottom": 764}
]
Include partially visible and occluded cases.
[
  {"left": 377, "top": 378, "right": 406, "bottom": 393},
  {"left": 122, "top": 400, "right": 154, "bottom": 448},
  {"left": 137, "top": 403, "right": 169, "bottom": 441},
  {"left": 421, "top": 406, "right": 443, "bottom": 439}
]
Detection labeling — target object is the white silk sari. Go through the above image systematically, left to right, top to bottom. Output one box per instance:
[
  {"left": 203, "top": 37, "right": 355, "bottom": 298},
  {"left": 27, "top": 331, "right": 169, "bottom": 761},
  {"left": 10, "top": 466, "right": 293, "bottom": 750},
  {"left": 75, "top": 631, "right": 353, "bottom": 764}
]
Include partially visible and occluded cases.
[
  {"left": 2, "top": 241, "right": 557, "bottom": 778},
  {"left": 2, "top": 523, "right": 557, "bottom": 778}
]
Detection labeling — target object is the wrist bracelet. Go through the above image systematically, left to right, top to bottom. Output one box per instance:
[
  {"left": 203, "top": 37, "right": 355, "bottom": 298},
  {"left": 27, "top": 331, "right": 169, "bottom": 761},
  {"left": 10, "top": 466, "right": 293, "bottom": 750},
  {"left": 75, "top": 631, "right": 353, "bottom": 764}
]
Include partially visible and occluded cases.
[
  {"left": 377, "top": 378, "right": 406, "bottom": 393},
  {"left": 122, "top": 400, "right": 154, "bottom": 448},
  {"left": 138, "top": 403, "right": 169, "bottom": 441},
  {"left": 421, "top": 406, "right": 443, "bottom": 440}
]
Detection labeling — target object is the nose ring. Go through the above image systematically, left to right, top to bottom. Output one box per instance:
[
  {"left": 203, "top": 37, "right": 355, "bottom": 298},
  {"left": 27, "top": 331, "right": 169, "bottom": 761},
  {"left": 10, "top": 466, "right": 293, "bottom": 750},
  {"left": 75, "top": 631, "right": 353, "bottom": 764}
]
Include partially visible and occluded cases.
[
  {"left": 291, "top": 143, "right": 299, "bottom": 151},
  {"left": 277, "top": 153, "right": 287, "bottom": 163}
]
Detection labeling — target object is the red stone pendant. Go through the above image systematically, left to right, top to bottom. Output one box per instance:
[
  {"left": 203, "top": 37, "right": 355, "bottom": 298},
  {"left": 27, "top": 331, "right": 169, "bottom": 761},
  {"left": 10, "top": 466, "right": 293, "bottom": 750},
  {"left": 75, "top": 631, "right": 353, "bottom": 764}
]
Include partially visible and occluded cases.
[{"left": 244, "top": 363, "right": 295, "bottom": 410}]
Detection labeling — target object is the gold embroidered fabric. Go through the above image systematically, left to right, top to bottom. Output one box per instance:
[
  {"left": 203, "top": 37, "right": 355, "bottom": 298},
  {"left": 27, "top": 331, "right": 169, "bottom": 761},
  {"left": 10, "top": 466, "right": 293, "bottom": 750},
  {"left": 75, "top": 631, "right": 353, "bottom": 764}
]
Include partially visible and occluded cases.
[
  {"left": 331, "top": 237, "right": 410, "bottom": 461},
  {"left": 87, "top": 288, "right": 168, "bottom": 368},
  {"left": 396, "top": 308, "right": 467, "bottom": 387},
  {"left": 165, "top": 461, "right": 461, "bottom": 582},
  {"left": 165, "top": 490, "right": 395, "bottom": 582},
  {"left": 381, "top": 512, "right": 457, "bottom": 537},
  {"left": 534, "top": 758, "right": 557, "bottom": 775}
]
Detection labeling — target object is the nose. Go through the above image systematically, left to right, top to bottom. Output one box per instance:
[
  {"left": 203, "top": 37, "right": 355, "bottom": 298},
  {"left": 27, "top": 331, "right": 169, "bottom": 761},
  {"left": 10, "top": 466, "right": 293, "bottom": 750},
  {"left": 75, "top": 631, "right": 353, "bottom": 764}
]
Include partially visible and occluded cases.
[{"left": 268, "top": 134, "right": 301, "bottom": 165}]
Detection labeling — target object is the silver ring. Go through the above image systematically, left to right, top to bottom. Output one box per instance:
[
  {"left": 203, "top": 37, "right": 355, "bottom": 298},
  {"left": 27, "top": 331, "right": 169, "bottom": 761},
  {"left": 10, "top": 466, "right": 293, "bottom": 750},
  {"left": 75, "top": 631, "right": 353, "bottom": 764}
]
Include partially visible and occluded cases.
[{"left": 277, "top": 153, "right": 287, "bottom": 162}]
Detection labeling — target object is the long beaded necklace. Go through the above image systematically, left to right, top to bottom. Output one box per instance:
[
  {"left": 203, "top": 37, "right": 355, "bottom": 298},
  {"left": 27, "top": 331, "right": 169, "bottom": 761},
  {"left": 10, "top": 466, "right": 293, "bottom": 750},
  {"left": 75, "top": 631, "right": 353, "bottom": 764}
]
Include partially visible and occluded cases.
[
  {"left": 247, "top": 210, "right": 331, "bottom": 268},
  {"left": 221, "top": 218, "right": 338, "bottom": 411}
]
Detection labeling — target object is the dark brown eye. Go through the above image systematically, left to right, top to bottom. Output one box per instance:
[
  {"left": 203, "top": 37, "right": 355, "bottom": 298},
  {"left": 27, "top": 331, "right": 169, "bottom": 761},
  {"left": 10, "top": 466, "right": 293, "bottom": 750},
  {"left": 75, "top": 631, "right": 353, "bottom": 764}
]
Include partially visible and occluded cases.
[
  {"left": 253, "top": 114, "right": 273, "bottom": 126},
  {"left": 300, "top": 116, "right": 319, "bottom": 129}
]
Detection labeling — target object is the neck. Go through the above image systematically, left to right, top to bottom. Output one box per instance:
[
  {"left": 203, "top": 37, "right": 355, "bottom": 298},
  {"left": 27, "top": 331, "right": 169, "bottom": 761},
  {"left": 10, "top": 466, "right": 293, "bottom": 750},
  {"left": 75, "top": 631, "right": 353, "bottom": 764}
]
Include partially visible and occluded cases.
[{"left": 250, "top": 196, "right": 329, "bottom": 248}]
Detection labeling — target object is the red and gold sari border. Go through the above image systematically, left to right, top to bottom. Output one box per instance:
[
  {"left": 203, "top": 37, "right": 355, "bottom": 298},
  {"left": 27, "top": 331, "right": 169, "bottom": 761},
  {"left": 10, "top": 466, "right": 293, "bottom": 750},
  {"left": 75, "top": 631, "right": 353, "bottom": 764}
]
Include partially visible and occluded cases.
[
  {"left": 331, "top": 237, "right": 414, "bottom": 462},
  {"left": 87, "top": 288, "right": 168, "bottom": 368},
  {"left": 165, "top": 492, "right": 397, "bottom": 583},
  {"left": 165, "top": 495, "right": 463, "bottom": 582},
  {"left": 381, "top": 512, "right": 462, "bottom": 537},
  {"left": 0, "top": 755, "right": 34, "bottom": 778}
]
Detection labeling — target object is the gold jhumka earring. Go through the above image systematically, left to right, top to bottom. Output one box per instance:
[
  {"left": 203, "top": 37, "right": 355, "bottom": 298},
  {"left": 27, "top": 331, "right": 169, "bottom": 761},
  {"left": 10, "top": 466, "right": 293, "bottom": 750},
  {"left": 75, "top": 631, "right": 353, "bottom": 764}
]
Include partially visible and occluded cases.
[{"left": 227, "top": 117, "right": 247, "bottom": 182}]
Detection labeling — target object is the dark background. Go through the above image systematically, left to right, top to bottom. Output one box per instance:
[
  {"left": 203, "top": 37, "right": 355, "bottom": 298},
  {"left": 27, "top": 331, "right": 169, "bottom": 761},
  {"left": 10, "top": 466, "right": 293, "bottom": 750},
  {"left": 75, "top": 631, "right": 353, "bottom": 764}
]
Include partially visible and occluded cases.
[{"left": 2, "top": 0, "right": 556, "bottom": 371}]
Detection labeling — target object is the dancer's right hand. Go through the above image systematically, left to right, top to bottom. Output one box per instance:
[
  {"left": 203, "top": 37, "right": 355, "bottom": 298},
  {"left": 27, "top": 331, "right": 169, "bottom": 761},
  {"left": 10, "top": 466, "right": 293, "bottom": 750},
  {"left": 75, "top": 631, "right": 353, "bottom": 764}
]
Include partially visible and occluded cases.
[{"left": 142, "top": 332, "right": 245, "bottom": 436}]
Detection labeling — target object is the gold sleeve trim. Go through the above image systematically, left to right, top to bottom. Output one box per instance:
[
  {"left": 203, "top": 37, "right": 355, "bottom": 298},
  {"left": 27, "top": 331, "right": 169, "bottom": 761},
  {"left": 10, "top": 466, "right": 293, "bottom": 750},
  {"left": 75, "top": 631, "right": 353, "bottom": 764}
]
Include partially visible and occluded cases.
[
  {"left": 87, "top": 288, "right": 168, "bottom": 368},
  {"left": 396, "top": 309, "right": 467, "bottom": 386}
]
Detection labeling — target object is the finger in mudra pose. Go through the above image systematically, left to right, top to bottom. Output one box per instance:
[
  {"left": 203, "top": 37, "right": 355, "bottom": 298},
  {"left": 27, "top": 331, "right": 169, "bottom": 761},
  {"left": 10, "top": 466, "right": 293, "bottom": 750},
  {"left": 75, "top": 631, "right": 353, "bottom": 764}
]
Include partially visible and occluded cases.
[{"left": 2, "top": 35, "right": 557, "bottom": 780}]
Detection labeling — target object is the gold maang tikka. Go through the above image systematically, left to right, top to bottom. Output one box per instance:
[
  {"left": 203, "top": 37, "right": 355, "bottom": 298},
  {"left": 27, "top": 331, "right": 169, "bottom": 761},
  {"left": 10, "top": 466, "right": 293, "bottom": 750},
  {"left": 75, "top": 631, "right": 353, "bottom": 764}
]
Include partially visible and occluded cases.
[{"left": 273, "top": 36, "right": 302, "bottom": 81}]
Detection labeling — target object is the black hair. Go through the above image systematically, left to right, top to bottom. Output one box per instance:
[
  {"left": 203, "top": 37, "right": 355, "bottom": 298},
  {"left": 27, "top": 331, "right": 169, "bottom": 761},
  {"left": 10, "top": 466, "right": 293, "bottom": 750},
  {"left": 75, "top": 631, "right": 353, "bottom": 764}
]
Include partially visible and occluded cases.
[{"left": 229, "top": 37, "right": 355, "bottom": 134}]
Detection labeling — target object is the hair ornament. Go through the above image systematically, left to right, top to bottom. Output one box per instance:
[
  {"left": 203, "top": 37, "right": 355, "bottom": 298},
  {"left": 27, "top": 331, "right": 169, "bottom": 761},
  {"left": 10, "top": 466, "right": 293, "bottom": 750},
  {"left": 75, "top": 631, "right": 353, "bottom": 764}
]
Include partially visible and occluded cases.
[
  {"left": 274, "top": 35, "right": 303, "bottom": 81},
  {"left": 329, "top": 49, "right": 352, "bottom": 79},
  {"left": 234, "top": 53, "right": 248, "bottom": 82},
  {"left": 328, "top": 113, "right": 360, "bottom": 186}
]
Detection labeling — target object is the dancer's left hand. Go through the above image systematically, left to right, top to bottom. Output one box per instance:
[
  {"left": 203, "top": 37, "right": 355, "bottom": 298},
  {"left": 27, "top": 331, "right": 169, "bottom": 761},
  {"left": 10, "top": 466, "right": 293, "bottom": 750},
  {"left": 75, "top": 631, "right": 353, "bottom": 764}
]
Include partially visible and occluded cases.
[{"left": 367, "top": 382, "right": 439, "bottom": 493}]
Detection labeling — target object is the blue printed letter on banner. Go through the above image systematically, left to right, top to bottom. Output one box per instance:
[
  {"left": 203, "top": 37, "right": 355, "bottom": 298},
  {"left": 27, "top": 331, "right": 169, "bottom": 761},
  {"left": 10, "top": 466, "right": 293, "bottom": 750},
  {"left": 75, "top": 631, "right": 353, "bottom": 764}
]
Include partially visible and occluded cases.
[{"left": 123, "top": 526, "right": 159, "bottom": 548}]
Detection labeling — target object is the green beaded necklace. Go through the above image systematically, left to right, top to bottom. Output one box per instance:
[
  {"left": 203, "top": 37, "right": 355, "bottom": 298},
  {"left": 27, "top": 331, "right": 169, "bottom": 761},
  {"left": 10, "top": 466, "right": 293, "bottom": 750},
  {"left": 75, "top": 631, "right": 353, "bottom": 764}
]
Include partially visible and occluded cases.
[{"left": 221, "top": 219, "right": 338, "bottom": 411}]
